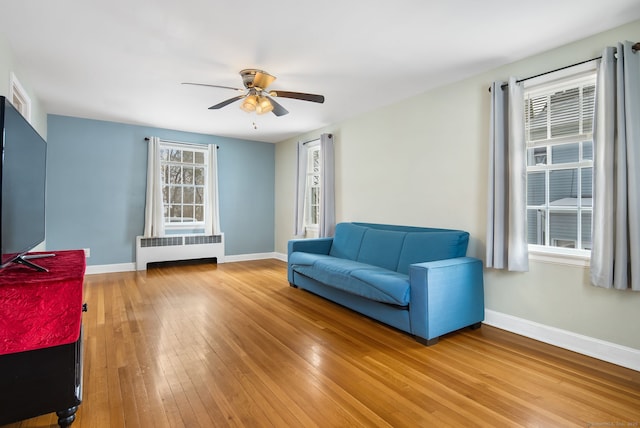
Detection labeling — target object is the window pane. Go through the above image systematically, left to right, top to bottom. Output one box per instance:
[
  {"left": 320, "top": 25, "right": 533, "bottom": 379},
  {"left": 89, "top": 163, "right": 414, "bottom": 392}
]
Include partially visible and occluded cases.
[
  {"left": 582, "top": 85, "right": 595, "bottom": 133},
  {"left": 550, "top": 88, "right": 580, "bottom": 138},
  {"left": 526, "top": 96, "right": 548, "bottom": 141},
  {"left": 583, "top": 141, "right": 593, "bottom": 161},
  {"left": 551, "top": 143, "right": 578, "bottom": 164},
  {"left": 527, "top": 147, "right": 547, "bottom": 166},
  {"left": 160, "top": 149, "right": 169, "bottom": 161},
  {"left": 183, "top": 151, "right": 194, "bottom": 163},
  {"left": 194, "top": 151, "right": 205, "bottom": 164},
  {"left": 161, "top": 165, "right": 169, "bottom": 184},
  {"left": 169, "top": 166, "right": 182, "bottom": 184},
  {"left": 183, "top": 167, "right": 194, "bottom": 185},
  {"left": 195, "top": 167, "right": 205, "bottom": 185},
  {"left": 581, "top": 167, "right": 593, "bottom": 201},
  {"left": 549, "top": 169, "right": 578, "bottom": 204},
  {"left": 527, "top": 172, "right": 545, "bottom": 205},
  {"left": 162, "top": 186, "right": 169, "bottom": 204},
  {"left": 171, "top": 187, "right": 182, "bottom": 204},
  {"left": 183, "top": 187, "right": 194, "bottom": 204},
  {"left": 195, "top": 188, "right": 204, "bottom": 204},
  {"left": 311, "top": 188, "right": 320, "bottom": 205},
  {"left": 169, "top": 205, "right": 182, "bottom": 222},
  {"left": 183, "top": 205, "right": 194, "bottom": 221},
  {"left": 195, "top": 206, "right": 204, "bottom": 222},
  {"left": 527, "top": 209, "right": 544, "bottom": 245},
  {"left": 549, "top": 211, "right": 577, "bottom": 248},
  {"left": 582, "top": 211, "right": 592, "bottom": 250}
]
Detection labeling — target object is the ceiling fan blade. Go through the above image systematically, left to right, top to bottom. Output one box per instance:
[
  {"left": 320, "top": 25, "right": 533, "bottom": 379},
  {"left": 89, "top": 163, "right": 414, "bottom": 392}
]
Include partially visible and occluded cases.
[
  {"left": 182, "top": 82, "right": 244, "bottom": 92},
  {"left": 269, "top": 90, "right": 325, "bottom": 103},
  {"left": 209, "top": 95, "right": 246, "bottom": 109},
  {"left": 267, "top": 97, "right": 289, "bottom": 117}
]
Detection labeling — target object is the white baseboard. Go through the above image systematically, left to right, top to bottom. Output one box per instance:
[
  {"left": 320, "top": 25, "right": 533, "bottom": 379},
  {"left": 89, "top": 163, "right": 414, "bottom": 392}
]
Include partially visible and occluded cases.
[
  {"left": 224, "top": 252, "right": 280, "bottom": 263},
  {"left": 274, "top": 252, "right": 287, "bottom": 262},
  {"left": 85, "top": 253, "right": 286, "bottom": 274},
  {"left": 85, "top": 262, "right": 136, "bottom": 275},
  {"left": 484, "top": 309, "right": 640, "bottom": 372}
]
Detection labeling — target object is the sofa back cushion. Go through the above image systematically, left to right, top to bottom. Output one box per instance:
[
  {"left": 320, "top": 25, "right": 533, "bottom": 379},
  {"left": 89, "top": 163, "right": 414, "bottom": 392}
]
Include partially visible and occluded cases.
[
  {"left": 328, "top": 223, "right": 469, "bottom": 274},
  {"left": 329, "top": 223, "right": 368, "bottom": 261},
  {"left": 356, "top": 229, "right": 407, "bottom": 271},
  {"left": 396, "top": 231, "right": 469, "bottom": 274}
]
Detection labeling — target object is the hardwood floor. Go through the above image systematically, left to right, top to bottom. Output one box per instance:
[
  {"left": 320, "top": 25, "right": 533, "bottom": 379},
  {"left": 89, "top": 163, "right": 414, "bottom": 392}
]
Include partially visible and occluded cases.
[{"left": 5, "top": 259, "right": 640, "bottom": 427}]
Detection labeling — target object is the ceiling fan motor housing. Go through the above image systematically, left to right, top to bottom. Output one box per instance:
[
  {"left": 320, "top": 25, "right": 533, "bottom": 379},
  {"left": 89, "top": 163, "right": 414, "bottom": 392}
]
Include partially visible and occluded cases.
[{"left": 240, "top": 69, "right": 275, "bottom": 90}]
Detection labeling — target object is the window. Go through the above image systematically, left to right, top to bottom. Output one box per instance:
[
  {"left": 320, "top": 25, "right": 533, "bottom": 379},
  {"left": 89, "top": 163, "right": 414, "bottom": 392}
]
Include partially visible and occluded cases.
[
  {"left": 524, "top": 71, "right": 596, "bottom": 255},
  {"left": 9, "top": 72, "right": 31, "bottom": 122},
  {"left": 304, "top": 141, "right": 321, "bottom": 236},
  {"left": 160, "top": 143, "right": 208, "bottom": 231}
]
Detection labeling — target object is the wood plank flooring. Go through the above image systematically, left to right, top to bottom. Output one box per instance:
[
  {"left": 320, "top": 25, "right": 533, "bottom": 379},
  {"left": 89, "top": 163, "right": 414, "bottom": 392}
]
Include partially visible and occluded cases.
[{"left": 4, "top": 259, "right": 640, "bottom": 427}]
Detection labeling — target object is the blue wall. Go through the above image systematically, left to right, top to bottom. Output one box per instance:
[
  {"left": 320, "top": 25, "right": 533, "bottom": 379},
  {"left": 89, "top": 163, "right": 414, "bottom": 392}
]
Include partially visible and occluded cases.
[{"left": 46, "top": 115, "right": 275, "bottom": 266}]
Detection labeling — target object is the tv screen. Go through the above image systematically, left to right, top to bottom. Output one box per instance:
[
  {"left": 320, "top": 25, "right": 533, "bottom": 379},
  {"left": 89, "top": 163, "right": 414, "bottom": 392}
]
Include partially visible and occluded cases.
[{"left": 0, "top": 96, "right": 47, "bottom": 269}]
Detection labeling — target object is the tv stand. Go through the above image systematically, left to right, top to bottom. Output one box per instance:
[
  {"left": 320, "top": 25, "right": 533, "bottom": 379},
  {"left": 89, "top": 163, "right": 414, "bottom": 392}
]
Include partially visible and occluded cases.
[
  {"left": 0, "top": 250, "right": 85, "bottom": 427},
  {"left": 14, "top": 252, "right": 56, "bottom": 272}
]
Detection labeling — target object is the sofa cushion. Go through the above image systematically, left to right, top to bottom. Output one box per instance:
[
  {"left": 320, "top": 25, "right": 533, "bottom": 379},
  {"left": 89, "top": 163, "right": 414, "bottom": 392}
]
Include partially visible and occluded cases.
[
  {"left": 329, "top": 223, "right": 368, "bottom": 261},
  {"left": 356, "top": 229, "right": 406, "bottom": 271},
  {"left": 396, "top": 231, "right": 469, "bottom": 274},
  {"left": 290, "top": 254, "right": 410, "bottom": 306},
  {"left": 349, "top": 269, "right": 410, "bottom": 305}
]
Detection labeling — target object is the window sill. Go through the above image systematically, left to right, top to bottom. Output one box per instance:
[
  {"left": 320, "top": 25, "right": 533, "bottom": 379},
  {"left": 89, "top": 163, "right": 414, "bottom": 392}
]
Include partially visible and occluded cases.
[{"left": 528, "top": 245, "right": 590, "bottom": 267}]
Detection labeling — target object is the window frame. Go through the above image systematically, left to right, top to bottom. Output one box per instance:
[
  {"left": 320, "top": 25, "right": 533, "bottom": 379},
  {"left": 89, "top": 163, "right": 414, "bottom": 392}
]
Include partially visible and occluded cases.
[
  {"left": 523, "top": 65, "right": 597, "bottom": 266},
  {"left": 9, "top": 72, "right": 31, "bottom": 122},
  {"left": 159, "top": 142, "right": 209, "bottom": 233}
]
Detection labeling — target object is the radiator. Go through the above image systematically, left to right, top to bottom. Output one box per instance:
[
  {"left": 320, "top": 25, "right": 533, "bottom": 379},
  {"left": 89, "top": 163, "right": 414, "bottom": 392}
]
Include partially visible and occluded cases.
[{"left": 135, "top": 234, "right": 225, "bottom": 270}]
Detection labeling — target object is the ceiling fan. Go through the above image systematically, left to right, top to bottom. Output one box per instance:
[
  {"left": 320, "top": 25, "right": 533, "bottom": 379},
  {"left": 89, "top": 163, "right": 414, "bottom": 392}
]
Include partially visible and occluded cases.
[{"left": 183, "top": 69, "right": 325, "bottom": 117}]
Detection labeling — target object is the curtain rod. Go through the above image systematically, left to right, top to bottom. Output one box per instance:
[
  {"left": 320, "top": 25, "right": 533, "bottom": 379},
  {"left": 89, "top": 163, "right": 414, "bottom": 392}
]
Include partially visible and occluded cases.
[
  {"left": 490, "top": 42, "right": 640, "bottom": 92},
  {"left": 302, "top": 134, "right": 333, "bottom": 145},
  {"left": 144, "top": 137, "right": 219, "bottom": 149}
]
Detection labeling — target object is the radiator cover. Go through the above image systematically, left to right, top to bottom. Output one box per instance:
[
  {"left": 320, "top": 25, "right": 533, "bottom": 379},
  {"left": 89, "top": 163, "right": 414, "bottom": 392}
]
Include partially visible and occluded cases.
[{"left": 135, "top": 234, "right": 225, "bottom": 270}]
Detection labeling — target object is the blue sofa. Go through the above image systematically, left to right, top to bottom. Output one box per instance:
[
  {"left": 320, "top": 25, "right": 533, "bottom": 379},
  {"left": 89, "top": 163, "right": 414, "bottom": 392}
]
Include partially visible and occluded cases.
[{"left": 287, "top": 222, "right": 484, "bottom": 345}]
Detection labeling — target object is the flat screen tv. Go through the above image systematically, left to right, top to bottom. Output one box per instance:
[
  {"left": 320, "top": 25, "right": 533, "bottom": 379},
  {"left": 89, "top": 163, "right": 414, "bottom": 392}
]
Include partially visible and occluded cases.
[{"left": 0, "top": 96, "right": 49, "bottom": 272}]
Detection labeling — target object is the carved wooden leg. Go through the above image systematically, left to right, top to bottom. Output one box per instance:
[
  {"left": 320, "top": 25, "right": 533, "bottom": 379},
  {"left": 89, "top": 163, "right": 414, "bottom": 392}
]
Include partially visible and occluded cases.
[{"left": 56, "top": 406, "right": 78, "bottom": 427}]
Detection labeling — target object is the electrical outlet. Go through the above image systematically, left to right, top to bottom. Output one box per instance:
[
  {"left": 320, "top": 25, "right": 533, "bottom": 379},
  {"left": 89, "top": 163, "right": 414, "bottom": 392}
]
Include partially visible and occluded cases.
[{"left": 83, "top": 248, "right": 90, "bottom": 258}]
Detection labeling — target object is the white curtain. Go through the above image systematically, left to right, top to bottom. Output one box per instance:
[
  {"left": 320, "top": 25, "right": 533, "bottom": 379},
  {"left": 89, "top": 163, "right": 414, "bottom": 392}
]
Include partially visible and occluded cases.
[
  {"left": 590, "top": 41, "right": 640, "bottom": 291},
  {"left": 486, "top": 77, "right": 529, "bottom": 271},
  {"left": 319, "top": 133, "right": 336, "bottom": 238},
  {"left": 143, "top": 136, "right": 165, "bottom": 238},
  {"left": 293, "top": 141, "right": 308, "bottom": 237},
  {"left": 205, "top": 144, "right": 221, "bottom": 235}
]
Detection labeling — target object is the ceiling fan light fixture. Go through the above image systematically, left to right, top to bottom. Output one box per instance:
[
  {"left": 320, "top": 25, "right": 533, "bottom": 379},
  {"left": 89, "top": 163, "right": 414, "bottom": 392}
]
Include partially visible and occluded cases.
[
  {"left": 240, "top": 95, "right": 258, "bottom": 112},
  {"left": 256, "top": 96, "right": 274, "bottom": 115}
]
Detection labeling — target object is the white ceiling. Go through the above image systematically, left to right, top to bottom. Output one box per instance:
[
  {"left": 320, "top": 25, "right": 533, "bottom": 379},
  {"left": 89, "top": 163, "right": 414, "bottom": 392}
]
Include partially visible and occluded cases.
[{"left": 2, "top": 1, "right": 639, "bottom": 143}]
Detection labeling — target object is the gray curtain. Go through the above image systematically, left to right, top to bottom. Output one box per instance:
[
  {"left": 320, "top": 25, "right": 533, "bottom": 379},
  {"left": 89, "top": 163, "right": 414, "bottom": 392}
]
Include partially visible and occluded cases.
[
  {"left": 590, "top": 41, "right": 640, "bottom": 291},
  {"left": 486, "top": 77, "right": 529, "bottom": 271},
  {"left": 319, "top": 133, "right": 336, "bottom": 237},
  {"left": 293, "top": 141, "right": 308, "bottom": 237}
]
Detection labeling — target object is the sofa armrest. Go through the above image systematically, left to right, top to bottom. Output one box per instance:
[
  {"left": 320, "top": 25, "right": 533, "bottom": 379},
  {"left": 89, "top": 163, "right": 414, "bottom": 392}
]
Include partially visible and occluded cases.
[
  {"left": 287, "top": 238, "right": 333, "bottom": 283},
  {"left": 287, "top": 238, "right": 333, "bottom": 258},
  {"left": 408, "top": 257, "right": 484, "bottom": 343}
]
